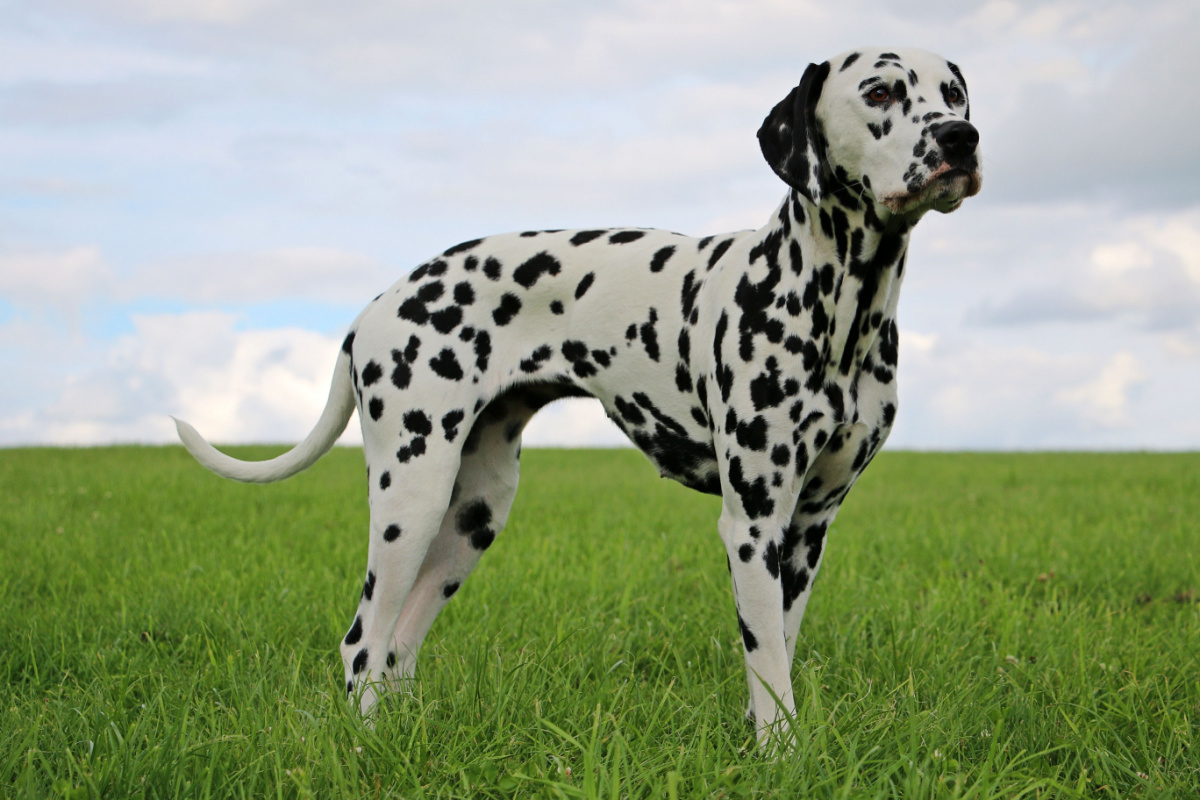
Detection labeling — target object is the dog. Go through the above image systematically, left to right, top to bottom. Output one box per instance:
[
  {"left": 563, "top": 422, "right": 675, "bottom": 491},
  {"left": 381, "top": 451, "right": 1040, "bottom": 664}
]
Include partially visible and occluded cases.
[{"left": 175, "top": 46, "right": 981, "bottom": 745}]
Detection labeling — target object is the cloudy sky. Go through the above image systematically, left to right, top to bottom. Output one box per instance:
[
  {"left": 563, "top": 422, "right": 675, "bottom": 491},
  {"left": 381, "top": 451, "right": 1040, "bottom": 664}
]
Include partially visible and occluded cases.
[{"left": 1, "top": 0, "right": 1197, "bottom": 449}]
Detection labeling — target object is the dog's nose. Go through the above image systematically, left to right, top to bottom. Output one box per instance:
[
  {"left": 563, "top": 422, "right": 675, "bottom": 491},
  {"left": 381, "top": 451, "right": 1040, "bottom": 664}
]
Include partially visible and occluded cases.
[{"left": 933, "top": 120, "right": 979, "bottom": 165}]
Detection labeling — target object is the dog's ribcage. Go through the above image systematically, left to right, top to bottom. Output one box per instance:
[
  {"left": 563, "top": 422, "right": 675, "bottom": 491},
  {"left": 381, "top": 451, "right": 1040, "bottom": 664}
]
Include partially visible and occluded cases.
[{"left": 348, "top": 195, "right": 903, "bottom": 518}]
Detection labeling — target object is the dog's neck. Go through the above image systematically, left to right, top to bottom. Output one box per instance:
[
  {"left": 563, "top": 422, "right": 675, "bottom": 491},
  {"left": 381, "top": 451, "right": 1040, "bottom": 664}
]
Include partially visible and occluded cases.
[{"left": 753, "top": 187, "right": 914, "bottom": 392}]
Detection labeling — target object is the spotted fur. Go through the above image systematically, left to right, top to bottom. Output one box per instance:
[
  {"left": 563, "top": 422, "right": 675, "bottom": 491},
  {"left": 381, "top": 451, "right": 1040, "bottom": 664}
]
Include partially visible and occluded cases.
[{"left": 174, "top": 47, "right": 981, "bottom": 747}]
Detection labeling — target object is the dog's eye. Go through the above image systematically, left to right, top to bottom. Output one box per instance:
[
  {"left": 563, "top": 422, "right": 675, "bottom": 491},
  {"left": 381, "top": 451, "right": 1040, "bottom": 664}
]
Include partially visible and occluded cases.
[
  {"left": 868, "top": 86, "right": 890, "bottom": 103},
  {"left": 945, "top": 87, "right": 962, "bottom": 104}
]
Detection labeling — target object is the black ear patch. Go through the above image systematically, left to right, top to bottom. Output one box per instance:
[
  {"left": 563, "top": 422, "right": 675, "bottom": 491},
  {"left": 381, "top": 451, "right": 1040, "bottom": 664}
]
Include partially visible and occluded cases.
[{"left": 757, "top": 61, "right": 831, "bottom": 203}]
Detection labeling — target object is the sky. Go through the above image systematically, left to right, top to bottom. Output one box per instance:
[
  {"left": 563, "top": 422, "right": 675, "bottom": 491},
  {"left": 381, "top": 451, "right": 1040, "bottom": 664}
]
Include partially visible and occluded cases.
[{"left": 1, "top": 0, "right": 1198, "bottom": 449}]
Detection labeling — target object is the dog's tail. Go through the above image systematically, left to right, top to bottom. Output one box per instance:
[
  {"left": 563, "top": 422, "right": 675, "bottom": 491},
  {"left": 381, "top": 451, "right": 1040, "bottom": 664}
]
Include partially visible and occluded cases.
[{"left": 173, "top": 343, "right": 356, "bottom": 484}]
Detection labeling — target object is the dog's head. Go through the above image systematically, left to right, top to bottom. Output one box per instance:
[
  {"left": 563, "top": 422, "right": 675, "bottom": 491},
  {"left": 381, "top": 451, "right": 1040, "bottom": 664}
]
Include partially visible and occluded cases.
[{"left": 758, "top": 47, "right": 981, "bottom": 217}]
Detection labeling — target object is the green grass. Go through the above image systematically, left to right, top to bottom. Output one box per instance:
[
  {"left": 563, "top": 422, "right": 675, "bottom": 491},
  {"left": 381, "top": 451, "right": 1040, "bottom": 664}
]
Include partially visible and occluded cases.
[{"left": 1, "top": 447, "right": 1197, "bottom": 798}]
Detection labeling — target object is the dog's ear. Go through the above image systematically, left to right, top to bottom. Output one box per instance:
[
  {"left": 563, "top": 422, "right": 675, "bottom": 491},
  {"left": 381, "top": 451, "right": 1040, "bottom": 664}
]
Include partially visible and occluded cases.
[{"left": 757, "top": 61, "right": 831, "bottom": 204}]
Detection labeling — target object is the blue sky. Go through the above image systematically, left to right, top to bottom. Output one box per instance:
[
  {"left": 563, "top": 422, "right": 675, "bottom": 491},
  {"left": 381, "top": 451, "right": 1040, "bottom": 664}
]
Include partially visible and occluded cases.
[{"left": 2, "top": 0, "right": 1198, "bottom": 448}]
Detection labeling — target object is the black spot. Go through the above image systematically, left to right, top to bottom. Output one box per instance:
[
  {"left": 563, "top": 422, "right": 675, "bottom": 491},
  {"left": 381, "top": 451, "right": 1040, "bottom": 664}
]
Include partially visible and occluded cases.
[
  {"left": 840, "top": 52, "right": 861, "bottom": 72},
  {"left": 570, "top": 230, "right": 606, "bottom": 246},
  {"left": 609, "top": 230, "right": 645, "bottom": 244},
  {"left": 698, "top": 235, "right": 714, "bottom": 251},
  {"left": 444, "top": 238, "right": 482, "bottom": 256},
  {"left": 707, "top": 238, "right": 734, "bottom": 269},
  {"left": 650, "top": 246, "right": 676, "bottom": 273},
  {"left": 513, "top": 252, "right": 562, "bottom": 289},
  {"left": 464, "top": 256, "right": 479, "bottom": 272},
  {"left": 483, "top": 257, "right": 503, "bottom": 281},
  {"left": 680, "top": 271, "right": 701, "bottom": 321},
  {"left": 574, "top": 272, "right": 595, "bottom": 300},
  {"left": 417, "top": 281, "right": 445, "bottom": 303},
  {"left": 453, "top": 282, "right": 475, "bottom": 306},
  {"left": 492, "top": 293, "right": 522, "bottom": 326},
  {"left": 398, "top": 297, "right": 430, "bottom": 325},
  {"left": 550, "top": 300, "right": 564, "bottom": 315},
  {"left": 431, "top": 305, "right": 463, "bottom": 334},
  {"left": 639, "top": 308, "right": 660, "bottom": 362},
  {"left": 714, "top": 311, "right": 733, "bottom": 402},
  {"left": 878, "top": 319, "right": 899, "bottom": 366},
  {"left": 625, "top": 323, "right": 637, "bottom": 341},
  {"left": 677, "top": 328, "right": 691, "bottom": 364},
  {"left": 474, "top": 330, "right": 491, "bottom": 371},
  {"left": 341, "top": 332, "right": 355, "bottom": 354},
  {"left": 403, "top": 335, "right": 421, "bottom": 363},
  {"left": 561, "top": 340, "right": 597, "bottom": 377},
  {"left": 520, "top": 344, "right": 553, "bottom": 373},
  {"left": 390, "top": 346, "right": 414, "bottom": 390},
  {"left": 429, "top": 348, "right": 464, "bottom": 381},
  {"left": 592, "top": 349, "right": 611, "bottom": 368},
  {"left": 749, "top": 356, "right": 785, "bottom": 411},
  {"left": 361, "top": 360, "right": 382, "bottom": 386},
  {"left": 675, "top": 363, "right": 693, "bottom": 393},
  {"left": 824, "top": 383, "right": 845, "bottom": 422},
  {"left": 614, "top": 395, "right": 646, "bottom": 426},
  {"left": 368, "top": 397, "right": 384, "bottom": 421},
  {"left": 882, "top": 403, "right": 897, "bottom": 427},
  {"left": 442, "top": 409, "right": 465, "bottom": 441},
  {"left": 403, "top": 410, "right": 433, "bottom": 436},
  {"left": 735, "top": 415, "right": 768, "bottom": 452},
  {"left": 396, "top": 437, "right": 426, "bottom": 463},
  {"left": 852, "top": 440, "right": 871, "bottom": 471},
  {"left": 771, "top": 444, "right": 790, "bottom": 467},
  {"left": 727, "top": 456, "right": 774, "bottom": 519},
  {"left": 379, "top": 471, "right": 391, "bottom": 490},
  {"left": 456, "top": 498, "right": 493, "bottom": 535},
  {"left": 804, "top": 522, "right": 827, "bottom": 568},
  {"left": 384, "top": 524, "right": 402, "bottom": 542},
  {"left": 780, "top": 525, "right": 811, "bottom": 610},
  {"left": 470, "top": 529, "right": 496, "bottom": 551},
  {"left": 763, "top": 540, "right": 780, "bottom": 579},
  {"left": 738, "top": 543, "right": 754, "bottom": 562},
  {"left": 363, "top": 571, "right": 376, "bottom": 600},
  {"left": 443, "top": 581, "right": 460, "bottom": 598},
  {"left": 738, "top": 615, "right": 758, "bottom": 652},
  {"left": 344, "top": 616, "right": 363, "bottom": 645},
  {"left": 352, "top": 648, "right": 368, "bottom": 674},
  {"left": 386, "top": 651, "right": 396, "bottom": 668}
]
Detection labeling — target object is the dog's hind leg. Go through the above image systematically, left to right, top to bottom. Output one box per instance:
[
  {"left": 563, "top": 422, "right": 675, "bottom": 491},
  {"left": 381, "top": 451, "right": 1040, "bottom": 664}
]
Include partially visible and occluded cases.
[
  {"left": 381, "top": 394, "right": 533, "bottom": 682},
  {"left": 340, "top": 432, "right": 463, "bottom": 715}
]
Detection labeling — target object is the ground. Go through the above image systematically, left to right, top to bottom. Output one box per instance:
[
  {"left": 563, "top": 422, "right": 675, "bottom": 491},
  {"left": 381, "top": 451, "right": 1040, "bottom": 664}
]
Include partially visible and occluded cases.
[{"left": 1, "top": 445, "right": 1197, "bottom": 798}]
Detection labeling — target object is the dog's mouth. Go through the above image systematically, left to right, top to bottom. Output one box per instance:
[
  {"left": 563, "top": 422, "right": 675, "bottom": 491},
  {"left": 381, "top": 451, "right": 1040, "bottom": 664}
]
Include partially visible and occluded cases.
[{"left": 881, "top": 165, "right": 982, "bottom": 215}]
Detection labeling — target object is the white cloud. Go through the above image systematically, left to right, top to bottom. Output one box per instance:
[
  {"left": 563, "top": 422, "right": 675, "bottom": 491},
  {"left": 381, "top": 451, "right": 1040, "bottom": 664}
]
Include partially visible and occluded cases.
[
  {"left": 0, "top": 246, "right": 114, "bottom": 312},
  {"left": 133, "top": 247, "right": 394, "bottom": 305},
  {"left": 0, "top": 312, "right": 363, "bottom": 446},
  {"left": 1055, "top": 351, "right": 1147, "bottom": 428},
  {"left": 522, "top": 398, "right": 628, "bottom": 448}
]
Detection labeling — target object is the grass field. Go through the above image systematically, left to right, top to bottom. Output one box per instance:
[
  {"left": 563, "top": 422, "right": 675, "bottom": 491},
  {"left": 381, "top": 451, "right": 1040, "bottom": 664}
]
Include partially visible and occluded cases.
[{"left": 1, "top": 446, "right": 1197, "bottom": 798}]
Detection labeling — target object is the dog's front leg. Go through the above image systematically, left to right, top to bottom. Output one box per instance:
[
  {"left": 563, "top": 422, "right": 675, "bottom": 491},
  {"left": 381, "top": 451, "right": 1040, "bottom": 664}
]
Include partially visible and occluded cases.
[{"left": 718, "top": 503, "right": 798, "bottom": 747}]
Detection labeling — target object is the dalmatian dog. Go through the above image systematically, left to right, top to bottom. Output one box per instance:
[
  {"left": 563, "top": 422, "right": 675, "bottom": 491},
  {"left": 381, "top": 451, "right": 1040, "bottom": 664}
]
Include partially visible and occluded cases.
[{"left": 175, "top": 47, "right": 980, "bottom": 745}]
